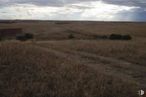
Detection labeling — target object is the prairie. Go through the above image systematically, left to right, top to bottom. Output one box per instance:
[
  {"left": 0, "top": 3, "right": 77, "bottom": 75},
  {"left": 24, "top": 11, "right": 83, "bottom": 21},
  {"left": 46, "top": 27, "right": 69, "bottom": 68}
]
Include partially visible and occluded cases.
[{"left": 0, "top": 21, "right": 146, "bottom": 97}]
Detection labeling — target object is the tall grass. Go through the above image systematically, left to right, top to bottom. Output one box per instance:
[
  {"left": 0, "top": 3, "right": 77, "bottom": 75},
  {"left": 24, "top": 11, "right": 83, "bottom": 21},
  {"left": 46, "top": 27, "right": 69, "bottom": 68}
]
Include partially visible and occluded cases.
[{"left": 0, "top": 42, "right": 138, "bottom": 97}]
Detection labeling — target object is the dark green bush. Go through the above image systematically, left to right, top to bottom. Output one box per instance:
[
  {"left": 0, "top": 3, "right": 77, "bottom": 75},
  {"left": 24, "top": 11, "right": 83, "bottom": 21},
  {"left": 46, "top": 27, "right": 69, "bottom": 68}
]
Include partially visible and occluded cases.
[
  {"left": 16, "top": 33, "right": 34, "bottom": 41},
  {"left": 25, "top": 33, "right": 34, "bottom": 39},
  {"left": 68, "top": 34, "right": 75, "bottom": 39},
  {"left": 109, "top": 34, "right": 122, "bottom": 40},
  {"left": 109, "top": 34, "right": 132, "bottom": 40},
  {"left": 16, "top": 35, "right": 27, "bottom": 41},
  {"left": 94, "top": 35, "right": 108, "bottom": 39},
  {"left": 122, "top": 35, "right": 132, "bottom": 40}
]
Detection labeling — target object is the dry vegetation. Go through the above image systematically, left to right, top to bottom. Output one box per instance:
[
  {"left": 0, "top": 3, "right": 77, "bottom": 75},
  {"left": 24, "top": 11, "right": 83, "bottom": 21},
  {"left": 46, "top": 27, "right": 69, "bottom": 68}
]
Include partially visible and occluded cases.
[
  {"left": 0, "top": 21, "right": 146, "bottom": 97},
  {"left": 0, "top": 21, "right": 146, "bottom": 40},
  {"left": 35, "top": 39, "right": 146, "bottom": 90},
  {"left": 0, "top": 42, "right": 138, "bottom": 97}
]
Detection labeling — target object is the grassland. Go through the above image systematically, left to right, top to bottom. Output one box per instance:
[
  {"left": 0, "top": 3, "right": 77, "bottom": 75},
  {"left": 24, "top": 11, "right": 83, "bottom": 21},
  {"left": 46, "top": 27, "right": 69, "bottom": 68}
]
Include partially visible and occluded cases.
[{"left": 0, "top": 21, "right": 146, "bottom": 97}]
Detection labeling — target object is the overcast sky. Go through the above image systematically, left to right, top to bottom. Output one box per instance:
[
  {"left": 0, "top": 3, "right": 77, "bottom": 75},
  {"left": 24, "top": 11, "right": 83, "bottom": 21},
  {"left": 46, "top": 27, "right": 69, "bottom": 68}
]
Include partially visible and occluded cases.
[{"left": 0, "top": 0, "right": 146, "bottom": 21}]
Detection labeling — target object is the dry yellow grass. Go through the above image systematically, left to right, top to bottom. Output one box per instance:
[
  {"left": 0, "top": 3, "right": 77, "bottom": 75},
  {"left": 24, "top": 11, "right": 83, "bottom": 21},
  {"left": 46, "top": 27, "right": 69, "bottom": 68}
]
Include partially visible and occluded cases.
[
  {"left": 0, "top": 21, "right": 146, "bottom": 97},
  {"left": 0, "top": 21, "right": 146, "bottom": 40},
  {"left": 36, "top": 39, "right": 146, "bottom": 89},
  {"left": 0, "top": 42, "right": 139, "bottom": 97}
]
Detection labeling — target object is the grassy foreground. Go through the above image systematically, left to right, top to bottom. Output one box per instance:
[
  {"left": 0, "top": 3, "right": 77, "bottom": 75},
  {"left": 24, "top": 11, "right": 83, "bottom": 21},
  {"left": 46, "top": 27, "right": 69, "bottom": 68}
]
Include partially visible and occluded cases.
[{"left": 0, "top": 42, "right": 138, "bottom": 97}]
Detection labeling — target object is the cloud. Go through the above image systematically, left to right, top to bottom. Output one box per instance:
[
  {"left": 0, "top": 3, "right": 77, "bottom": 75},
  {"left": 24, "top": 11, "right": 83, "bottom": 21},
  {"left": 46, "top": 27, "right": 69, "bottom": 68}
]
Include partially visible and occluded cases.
[
  {"left": 0, "top": 0, "right": 146, "bottom": 8},
  {"left": 0, "top": 0, "right": 145, "bottom": 21},
  {"left": 0, "top": 0, "right": 96, "bottom": 7},
  {"left": 0, "top": 0, "right": 63, "bottom": 7},
  {"left": 102, "top": 0, "right": 146, "bottom": 9},
  {"left": 0, "top": 1, "right": 139, "bottom": 21},
  {"left": 115, "top": 8, "right": 146, "bottom": 21}
]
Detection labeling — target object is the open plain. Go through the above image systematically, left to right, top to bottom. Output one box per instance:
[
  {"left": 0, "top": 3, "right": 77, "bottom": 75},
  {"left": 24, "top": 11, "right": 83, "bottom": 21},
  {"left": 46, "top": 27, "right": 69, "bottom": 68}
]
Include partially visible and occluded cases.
[{"left": 0, "top": 21, "right": 146, "bottom": 97}]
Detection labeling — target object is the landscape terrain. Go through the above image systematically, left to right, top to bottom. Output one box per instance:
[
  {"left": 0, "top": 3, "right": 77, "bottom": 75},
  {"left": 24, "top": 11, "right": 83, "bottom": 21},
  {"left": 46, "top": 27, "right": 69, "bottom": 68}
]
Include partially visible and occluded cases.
[{"left": 0, "top": 20, "right": 146, "bottom": 97}]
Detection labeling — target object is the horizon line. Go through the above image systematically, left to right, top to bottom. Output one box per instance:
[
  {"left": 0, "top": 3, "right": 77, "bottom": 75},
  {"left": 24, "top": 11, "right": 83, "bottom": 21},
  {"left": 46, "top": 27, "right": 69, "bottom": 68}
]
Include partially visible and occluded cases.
[{"left": 0, "top": 19, "right": 146, "bottom": 23}]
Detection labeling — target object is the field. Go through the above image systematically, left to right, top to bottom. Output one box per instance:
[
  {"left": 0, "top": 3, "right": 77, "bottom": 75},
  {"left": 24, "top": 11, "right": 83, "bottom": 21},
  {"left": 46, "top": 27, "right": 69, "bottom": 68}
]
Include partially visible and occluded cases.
[{"left": 0, "top": 21, "right": 146, "bottom": 97}]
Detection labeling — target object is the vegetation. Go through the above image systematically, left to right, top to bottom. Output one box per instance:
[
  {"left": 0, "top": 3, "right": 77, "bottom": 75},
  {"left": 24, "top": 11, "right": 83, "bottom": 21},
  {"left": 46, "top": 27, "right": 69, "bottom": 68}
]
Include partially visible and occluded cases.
[
  {"left": 0, "top": 21, "right": 145, "bottom": 97},
  {"left": 16, "top": 33, "right": 33, "bottom": 41},
  {"left": 25, "top": 33, "right": 34, "bottom": 39},
  {"left": 68, "top": 34, "right": 75, "bottom": 39},
  {"left": 93, "top": 34, "right": 131, "bottom": 40},
  {"left": 109, "top": 34, "right": 132, "bottom": 40},
  {"left": 109, "top": 34, "right": 122, "bottom": 40},
  {"left": 122, "top": 34, "right": 132, "bottom": 40},
  {"left": 93, "top": 35, "right": 108, "bottom": 39},
  {"left": 0, "top": 42, "right": 139, "bottom": 97}
]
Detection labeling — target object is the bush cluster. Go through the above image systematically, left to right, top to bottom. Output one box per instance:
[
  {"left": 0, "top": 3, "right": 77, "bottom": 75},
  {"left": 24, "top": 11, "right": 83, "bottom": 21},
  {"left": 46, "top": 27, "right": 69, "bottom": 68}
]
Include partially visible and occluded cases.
[
  {"left": 16, "top": 33, "right": 33, "bottom": 41},
  {"left": 93, "top": 34, "right": 132, "bottom": 40},
  {"left": 109, "top": 34, "right": 132, "bottom": 40},
  {"left": 94, "top": 35, "right": 108, "bottom": 39}
]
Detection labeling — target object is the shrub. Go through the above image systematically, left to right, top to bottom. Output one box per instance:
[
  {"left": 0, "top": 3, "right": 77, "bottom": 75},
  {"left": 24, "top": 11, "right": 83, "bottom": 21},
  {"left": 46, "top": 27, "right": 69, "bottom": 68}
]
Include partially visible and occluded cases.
[
  {"left": 16, "top": 33, "right": 34, "bottom": 41},
  {"left": 25, "top": 33, "right": 33, "bottom": 39},
  {"left": 16, "top": 34, "right": 27, "bottom": 41},
  {"left": 68, "top": 34, "right": 75, "bottom": 39},
  {"left": 109, "top": 34, "right": 122, "bottom": 40},
  {"left": 109, "top": 34, "right": 132, "bottom": 40},
  {"left": 94, "top": 35, "right": 108, "bottom": 39},
  {"left": 102, "top": 35, "right": 108, "bottom": 39},
  {"left": 122, "top": 35, "right": 132, "bottom": 40}
]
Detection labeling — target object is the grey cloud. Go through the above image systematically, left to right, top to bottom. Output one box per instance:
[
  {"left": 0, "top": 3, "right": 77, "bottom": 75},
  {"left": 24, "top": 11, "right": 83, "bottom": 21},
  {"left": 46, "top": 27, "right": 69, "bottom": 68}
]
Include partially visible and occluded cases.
[
  {"left": 0, "top": 0, "right": 146, "bottom": 9},
  {"left": 0, "top": 0, "right": 95, "bottom": 7},
  {"left": 0, "top": 0, "right": 64, "bottom": 7},
  {"left": 102, "top": 0, "right": 146, "bottom": 8},
  {"left": 102, "top": 0, "right": 146, "bottom": 20},
  {"left": 67, "top": 5, "right": 94, "bottom": 9},
  {"left": 116, "top": 8, "right": 146, "bottom": 21}
]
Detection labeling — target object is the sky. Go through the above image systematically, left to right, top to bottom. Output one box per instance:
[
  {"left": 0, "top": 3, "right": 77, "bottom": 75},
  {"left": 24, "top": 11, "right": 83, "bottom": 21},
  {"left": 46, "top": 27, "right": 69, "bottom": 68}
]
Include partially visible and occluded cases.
[{"left": 0, "top": 0, "right": 146, "bottom": 21}]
